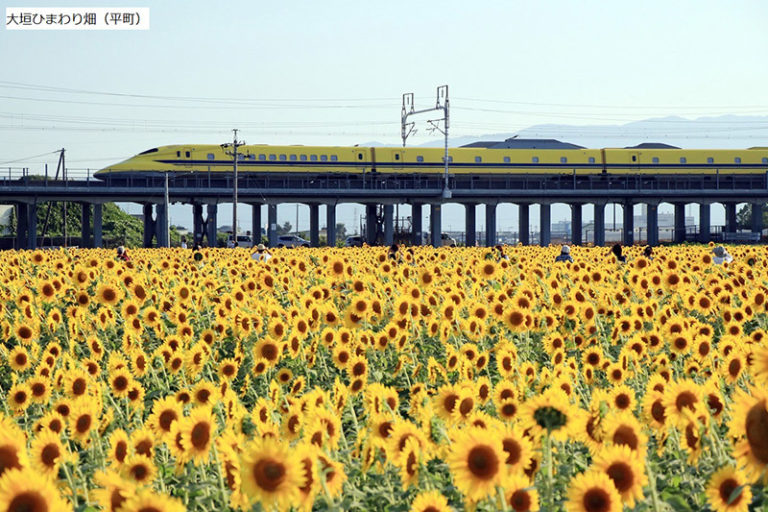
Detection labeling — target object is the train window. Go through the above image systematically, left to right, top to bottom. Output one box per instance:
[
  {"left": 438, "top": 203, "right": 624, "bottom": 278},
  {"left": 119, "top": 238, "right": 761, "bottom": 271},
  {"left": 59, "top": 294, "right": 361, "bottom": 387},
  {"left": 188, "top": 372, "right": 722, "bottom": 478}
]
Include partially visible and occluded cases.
[
  {"left": 139, "top": 148, "right": 158, "bottom": 155},
  {"left": 176, "top": 151, "right": 181, "bottom": 157},
  {"left": 185, "top": 151, "right": 191, "bottom": 158},
  {"left": 207, "top": 153, "right": 215, "bottom": 160},
  {"left": 358, "top": 153, "right": 363, "bottom": 160},
  {"left": 395, "top": 153, "right": 400, "bottom": 160},
  {"left": 237, "top": 154, "right": 244, "bottom": 161},
  {"left": 247, "top": 154, "right": 255, "bottom": 160},
  {"left": 259, "top": 154, "right": 266, "bottom": 161},
  {"left": 269, "top": 154, "right": 276, "bottom": 161},
  {"left": 279, "top": 154, "right": 287, "bottom": 161},
  {"left": 290, "top": 155, "right": 297, "bottom": 161},
  {"left": 300, "top": 155, "right": 308, "bottom": 162},
  {"left": 311, "top": 155, "right": 318, "bottom": 161},
  {"left": 321, "top": 155, "right": 328, "bottom": 162},
  {"left": 330, "top": 155, "right": 338, "bottom": 162},
  {"left": 631, "top": 155, "right": 636, "bottom": 162},
  {"left": 417, "top": 156, "right": 424, "bottom": 162},
  {"left": 442, "top": 156, "right": 453, "bottom": 163},
  {"left": 475, "top": 156, "right": 482, "bottom": 163},
  {"left": 504, "top": 156, "right": 511, "bottom": 163},
  {"left": 532, "top": 157, "right": 539, "bottom": 163},
  {"left": 560, "top": 157, "right": 567, "bottom": 164},
  {"left": 588, "top": 157, "right": 595, "bottom": 164},
  {"left": 652, "top": 157, "right": 659, "bottom": 164},
  {"left": 680, "top": 157, "right": 687, "bottom": 164},
  {"left": 707, "top": 157, "right": 714, "bottom": 164},
  {"left": 735, "top": 157, "right": 742, "bottom": 164},
  {"left": 763, "top": 158, "right": 768, "bottom": 164}
]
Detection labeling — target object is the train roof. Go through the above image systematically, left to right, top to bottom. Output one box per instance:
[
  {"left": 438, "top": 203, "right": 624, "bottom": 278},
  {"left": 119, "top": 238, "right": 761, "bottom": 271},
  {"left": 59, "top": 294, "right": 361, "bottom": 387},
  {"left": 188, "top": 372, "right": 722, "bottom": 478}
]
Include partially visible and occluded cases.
[
  {"left": 460, "top": 138, "right": 585, "bottom": 149},
  {"left": 624, "top": 142, "right": 681, "bottom": 149}
]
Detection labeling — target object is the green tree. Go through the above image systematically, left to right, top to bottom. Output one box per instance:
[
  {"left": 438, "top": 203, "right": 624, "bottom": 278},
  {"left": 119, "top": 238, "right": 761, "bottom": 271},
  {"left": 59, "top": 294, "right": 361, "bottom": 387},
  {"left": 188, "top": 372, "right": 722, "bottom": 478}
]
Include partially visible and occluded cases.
[
  {"left": 736, "top": 203, "right": 768, "bottom": 230},
  {"left": 335, "top": 222, "right": 347, "bottom": 242}
]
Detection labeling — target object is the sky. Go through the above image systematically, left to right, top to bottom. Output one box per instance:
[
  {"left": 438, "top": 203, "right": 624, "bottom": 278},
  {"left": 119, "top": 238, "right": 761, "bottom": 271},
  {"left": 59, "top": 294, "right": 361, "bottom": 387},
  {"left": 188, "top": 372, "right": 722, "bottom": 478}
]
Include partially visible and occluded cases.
[{"left": 2, "top": 0, "right": 768, "bottom": 235}]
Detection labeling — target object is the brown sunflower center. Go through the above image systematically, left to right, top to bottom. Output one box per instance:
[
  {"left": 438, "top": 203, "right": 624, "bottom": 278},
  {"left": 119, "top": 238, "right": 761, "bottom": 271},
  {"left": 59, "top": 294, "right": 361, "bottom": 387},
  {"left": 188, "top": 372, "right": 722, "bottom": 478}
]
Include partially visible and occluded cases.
[
  {"left": 113, "top": 376, "right": 129, "bottom": 392},
  {"left": 675, "top": 391, "right": 696, "bottom": 411},
  {"left": 459, "top": 398, "right": 474, "bottom": 416},
  {"left": 745, "top": 400, "right": 768, "bottom": 464},
  {"left": 159, "top": 410, "right": 178, "bottom": 432},
  {"left": 76, "top": 415, "right": 92, "bottom": 434},
  {"left": 191, "top": 423, "right": 211, "bottom": 450},
  {"left": 612, "top": 425, "right": 639, "bottom": 451},
  {"left": 502, "top": 439, "right": 522, "bottom": 465},
  {"left": 115, "top": 441, "right": 127, "bottom": 463},
  {"left": 41, "top": 443, "right": 60, "bottom": 467},
  {"left": 0, "top": 445, "right": 22, "bottom": 476},
  {"left": 467, "top": 445, "right": 499, "bottom": 480},
  {"left": 253, "top": 458, "right": 286, "bottom": 492},
  {"left": 606, "top": 462, "right": 634, "bottom": 492},
  {"left": 130, "top": 463, "right": 149, "bottom": 481},
  {"left": 718, "top": 478, "right": 741, "bottom": 505},
  {"left": 111, "top": 488, "right": 127, "bottom": 512},
  {"left": 583, "top": 488, "right": 611, "bottom": 512},
  {"left": 509, "top": 489, "right": 532, "bottom": 512},
  {"left": 8, "top": 491, "right": 48, "bottom": 512}
]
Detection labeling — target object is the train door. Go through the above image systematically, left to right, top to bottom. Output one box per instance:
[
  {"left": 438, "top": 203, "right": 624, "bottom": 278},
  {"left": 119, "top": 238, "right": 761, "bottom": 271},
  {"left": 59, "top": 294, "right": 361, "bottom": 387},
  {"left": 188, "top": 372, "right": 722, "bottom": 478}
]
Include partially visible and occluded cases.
[
  {"left": 179, "top": 147, "right": 195, "bottom": 168},
  {"left": 629, "top": 151, "right": 641, "bottom": 174}
]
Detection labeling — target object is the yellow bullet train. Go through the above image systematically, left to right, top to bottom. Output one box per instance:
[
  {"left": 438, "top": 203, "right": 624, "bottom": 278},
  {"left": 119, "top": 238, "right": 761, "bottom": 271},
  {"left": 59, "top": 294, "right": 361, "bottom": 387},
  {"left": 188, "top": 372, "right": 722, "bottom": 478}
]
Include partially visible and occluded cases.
[{"left": 95, "top": 139, "right": 768, "bottom": 178}]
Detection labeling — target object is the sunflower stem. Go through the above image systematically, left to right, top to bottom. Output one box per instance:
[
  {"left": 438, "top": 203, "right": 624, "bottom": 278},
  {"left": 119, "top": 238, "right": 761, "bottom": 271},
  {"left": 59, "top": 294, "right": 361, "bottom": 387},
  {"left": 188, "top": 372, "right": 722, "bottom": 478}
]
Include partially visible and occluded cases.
[
  {"left": 544, "top": 432, "right": 554, "bottom": 510},
  {"left": 211, "top": 444, "right": 229, "bottom": 507},
  {"left": 645, "top": 455, "right": 663, "bottom": 512},
  {"left": 497, "top": 485, "right": 509, "bottom": 512}
]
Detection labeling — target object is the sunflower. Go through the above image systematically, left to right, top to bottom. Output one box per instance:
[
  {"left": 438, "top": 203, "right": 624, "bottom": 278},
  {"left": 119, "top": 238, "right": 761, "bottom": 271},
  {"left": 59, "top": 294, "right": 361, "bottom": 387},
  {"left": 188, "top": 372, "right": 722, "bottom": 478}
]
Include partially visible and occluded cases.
[
  {"left": 96, "top": 283, "right": 123, "bottom": 306},
  {"left": 8, "top": 346, "right": 31, "bottom": 372},
  {"left": 108, "top": 368, "right": 133, "bottom": 399},
  {"left": 663, "top": 379, "right": 702, "bottom": 428},
  {"left": 7, "top": 383, "right": 31, "bottom": 413},
  {"left": 728, "top": 385, "right": 768, "bottom": 481},
  {"left": 519, "top": 390, "right": 582, "bottom": 442},
  {"left": 148, "top": 396, "right": 182, "bottom": 441},
  {"left": 68, "top": 399, "right": 99, "bottom": 447},
  {"left": 179, "top": 407, "right": 216, "bottom": 466},
  {"left": 601, "top": 412, "right": 648, "bottom": 458},
  {"left": 496, "top": 423, "right": 533, "bottom": 474},
  {"left": 447, "top": 426, "right": 505, "bottom": 503},
  {"left": 0, "top": 429, "right": 28, "bottom": 478},
  {"left": 108, "top": 429, "right": 130, "bottom": 467},
  {"left": 29, "top": 430, "right": 68, "bottom": 479},
  {"left": 239, "top": 437, "right": 304, "bottom": 511},
  {"left": 593, "top": 444, "right": 647, "bottom": 508},
  {"left": 317, "top": 453, "right": 347, "bottom": 499},
  {"left": 122, "top": 454, "right": 156, "bottom": 485},
  {"left": 706, "top": 465, "right": 752, "bottom": 512},
  {"left": 0, "top": 467, "right": 68, "bottom": 512},
  {"left": 565, "top": 470, "right": 622, "bottom": 512},
  {"left": 502, "top": 472, "right": 540, "bottom": 512},
  {"left": 118, "top": 487, "right": 186, "bottom": 512},
  {"left": 410, "top": 490, "right": 452, "bottom": 512}
]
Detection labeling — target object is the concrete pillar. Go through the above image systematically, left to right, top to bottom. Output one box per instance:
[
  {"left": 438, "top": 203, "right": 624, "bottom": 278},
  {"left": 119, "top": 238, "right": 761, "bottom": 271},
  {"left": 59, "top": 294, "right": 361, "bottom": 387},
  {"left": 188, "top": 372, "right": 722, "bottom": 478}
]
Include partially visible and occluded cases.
[
  {"left": 623, "top": 200, "right": 634, "bottom": 245},
  {"left": 27, "top": 202, "right": 37, "bottom": 250},
  {"left": 81, "top": 202, "right": 91, "bottom": 248},
  {"left": 725, "top": 202, "right": 737, "bottom": 233},
  {"left": 16, "top": 203, "right": 28, "bottom": 250},
  {"left": 143, "top": 203, "right": 155, "bottom": 248},
  {"left": 156, "top": 203, "right": 169, "bottom": 248},
  {"left": 192, "top": 203, "right": 204, "bottom": 246},
  {"left": 251, "top": 203, "right": 261, "bottom": 246},
  {"left": 309, "top": 203, "right": 319, "bottom": 247},
  {"left": 412, "top": 203, "right": 423, "bottom": 245},
  {"left": 519, "top": 203, "right": 530, "bottom": 245},
  {"left": 540, "top": 203, "right": 551, "bottom": 247},
  {"left": 594, "top": 203, "right": 605, "bottom": 247},
  {"left": 647, "top": 203, "right": 658, "bottom": 246},
  {"left": 674, "top": 203, "right": 686, "bottom": 243},
  {"left": 699, "top": 203, "right": 711, "bottom": 243},
  {"left": 751, "top": 203, "right": 763, "bottom": 235},
  {"left": 93, "top": 204, "right": 103, "bottom": 248},
  {"left": 206, "top": 204, "right": 218, "bottom": 247},
  {"left": 267, "top": 204, "right": 277, "bottom": 247},
  {"left": 326, "top": 204, "right": 336, "bottom": 247},
  {"left": 365, "top": 204, "right": 378, "bottom": 245},
  {"left": 383, "top": 204, "right": 394, "bottom": 246},
  {"left": 430, "top": 204, "right": 442, "bottom": 247},
  {"left": 465, "top": 204, "right": 476, "bottom": 247},
  {"left": 485, "top": 204, "right": 496, "bottom": 247},
  {"left": 571, "top": 204, "right": 582, "bottom": 245}
]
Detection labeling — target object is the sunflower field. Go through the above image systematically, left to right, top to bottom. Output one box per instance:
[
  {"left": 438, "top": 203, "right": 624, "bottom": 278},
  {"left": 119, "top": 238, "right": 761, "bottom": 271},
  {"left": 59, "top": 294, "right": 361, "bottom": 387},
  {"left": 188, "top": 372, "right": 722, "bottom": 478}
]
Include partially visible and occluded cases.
[{"left": 1, "top": 244, "right": 768, "bottom": 512}]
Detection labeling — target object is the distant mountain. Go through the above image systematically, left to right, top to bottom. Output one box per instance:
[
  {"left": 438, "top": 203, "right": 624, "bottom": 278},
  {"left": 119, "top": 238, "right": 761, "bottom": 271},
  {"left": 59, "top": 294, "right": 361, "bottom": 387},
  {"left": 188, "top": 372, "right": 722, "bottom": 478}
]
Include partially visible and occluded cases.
[{"left": 365, "top": 115, "right": 768, "bottom": 150}]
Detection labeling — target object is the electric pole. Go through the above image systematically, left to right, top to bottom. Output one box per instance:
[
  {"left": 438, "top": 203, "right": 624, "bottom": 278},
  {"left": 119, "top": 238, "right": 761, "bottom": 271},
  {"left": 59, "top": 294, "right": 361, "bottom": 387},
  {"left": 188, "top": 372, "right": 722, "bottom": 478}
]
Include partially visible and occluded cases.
[
  {"left": 401, "top": 85, "right": 450, "bottom": 199},
  {"left": 221, "top": 130, "right": 245, "bottom": 245}
]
